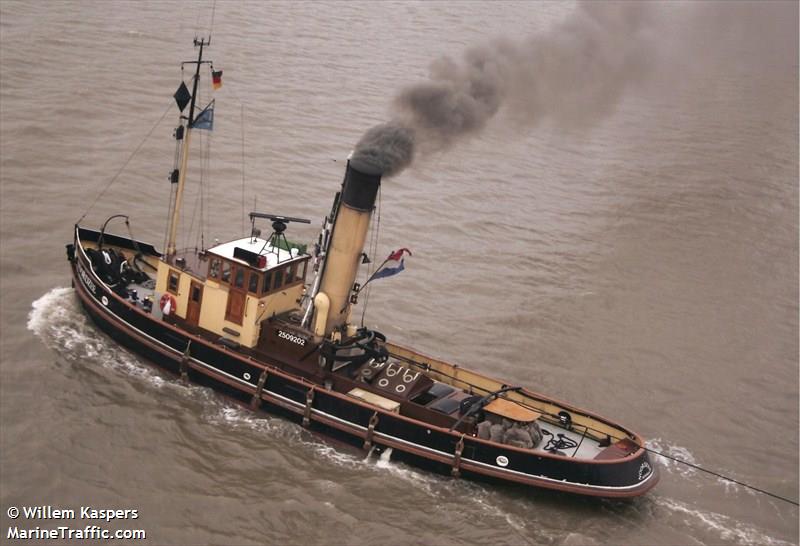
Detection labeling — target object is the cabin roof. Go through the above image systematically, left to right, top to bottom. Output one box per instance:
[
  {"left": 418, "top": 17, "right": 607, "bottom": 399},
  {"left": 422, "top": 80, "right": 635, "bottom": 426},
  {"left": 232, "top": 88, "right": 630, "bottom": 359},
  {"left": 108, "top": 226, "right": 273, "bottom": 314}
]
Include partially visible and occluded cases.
[{"left": 207, "top": 237, "right": 306, "bottom": 271}]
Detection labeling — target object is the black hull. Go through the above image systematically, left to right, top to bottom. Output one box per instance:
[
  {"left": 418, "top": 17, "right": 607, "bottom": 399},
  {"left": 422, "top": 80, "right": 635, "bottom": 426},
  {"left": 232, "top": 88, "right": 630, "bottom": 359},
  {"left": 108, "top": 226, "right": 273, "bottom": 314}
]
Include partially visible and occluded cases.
[{"left": 67, "top": 227, "right": 658, "bottom": 498}]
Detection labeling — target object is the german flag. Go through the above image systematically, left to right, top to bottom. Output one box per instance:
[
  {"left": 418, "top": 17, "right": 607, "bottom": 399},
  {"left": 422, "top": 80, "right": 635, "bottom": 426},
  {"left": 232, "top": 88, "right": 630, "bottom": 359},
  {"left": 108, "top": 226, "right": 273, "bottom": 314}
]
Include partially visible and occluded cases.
[{"left": 212, "top": 70, "right": 223, "bottom": 90}]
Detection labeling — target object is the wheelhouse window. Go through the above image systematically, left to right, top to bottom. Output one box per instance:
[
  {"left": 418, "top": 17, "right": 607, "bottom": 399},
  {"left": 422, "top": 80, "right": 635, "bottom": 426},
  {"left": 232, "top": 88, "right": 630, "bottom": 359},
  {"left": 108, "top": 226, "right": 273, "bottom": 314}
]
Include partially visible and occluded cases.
[
  {"left": 208, "top": 258, "right": 220, "bottom": 280},
  {"left": 248, "top": 258, "right": 310, "bottom": 297},
  {"left": 221, "top": 261, "right": 231, "bottom": 283},
  {"left": 285, "top": 264, "right": 296, "bottom": 286},
  {"left": 234, "top": 267, "right": 245, "bottom": 289},
  {"left": 167, "top": 270, "right": 180, "bottom": 294},
  {"left": 248, "top": 270, "right": 259, "bottom": 293},
  {"left": 261, "top": 271, "right": 273, "bottom": 295}
]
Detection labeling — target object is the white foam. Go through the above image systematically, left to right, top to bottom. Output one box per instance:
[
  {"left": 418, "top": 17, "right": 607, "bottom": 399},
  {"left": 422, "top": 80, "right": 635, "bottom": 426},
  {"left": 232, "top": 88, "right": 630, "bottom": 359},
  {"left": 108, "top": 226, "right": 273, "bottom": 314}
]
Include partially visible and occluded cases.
[
  {"left": 28, "top": 287, "right": 201, "bottom": 396},
  {"left": 27, "top": 290, "right": 444, "bottom": 486},
  {"left": 203, "top": 397, "right": 527, "bottom": 528},
  {"left": 211, "top": 405, "right": 308, "bottom": 443},
  {"left": 646, "top": 437, "right": 698, "bottom": 478},
  {"left": 647, "top": 438, "right": 770, "bottom": 502},
  {"left": 369, "top": 446, "right": 451, "bottom": 495},
  {"left": 376, "top": 446, "right": 393, "bottom": 465},
  {"left": 716, "top": 476, "right": 752, "bottom": 497},
  {"left": 469, "top": 493, "right": 528, "bottom": 533},
  {"left": 656, "top": 497, "right": 794, "bottom": 546}
]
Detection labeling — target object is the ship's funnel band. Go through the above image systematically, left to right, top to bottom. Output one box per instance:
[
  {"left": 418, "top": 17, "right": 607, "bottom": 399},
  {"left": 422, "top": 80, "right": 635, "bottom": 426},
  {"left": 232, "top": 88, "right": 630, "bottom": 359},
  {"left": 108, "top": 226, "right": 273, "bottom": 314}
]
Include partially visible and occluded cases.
[{"left": 341, "top": 163, "right": 381, "bottom": 212}]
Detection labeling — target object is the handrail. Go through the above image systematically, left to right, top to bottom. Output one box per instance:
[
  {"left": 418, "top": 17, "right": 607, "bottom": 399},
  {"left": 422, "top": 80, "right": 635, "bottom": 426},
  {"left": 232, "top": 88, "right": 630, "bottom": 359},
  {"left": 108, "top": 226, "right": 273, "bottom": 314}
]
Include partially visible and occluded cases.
[{"left": 389, "top": 348, "right": 625, "bottom": 443}]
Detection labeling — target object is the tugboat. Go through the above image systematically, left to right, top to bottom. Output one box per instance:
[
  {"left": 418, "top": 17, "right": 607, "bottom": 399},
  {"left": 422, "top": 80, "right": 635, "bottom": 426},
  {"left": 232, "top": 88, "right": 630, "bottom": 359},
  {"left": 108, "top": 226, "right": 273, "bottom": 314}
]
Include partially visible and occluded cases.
[{"left": 65, "top": 39, "right": 658, "bottom": 498}]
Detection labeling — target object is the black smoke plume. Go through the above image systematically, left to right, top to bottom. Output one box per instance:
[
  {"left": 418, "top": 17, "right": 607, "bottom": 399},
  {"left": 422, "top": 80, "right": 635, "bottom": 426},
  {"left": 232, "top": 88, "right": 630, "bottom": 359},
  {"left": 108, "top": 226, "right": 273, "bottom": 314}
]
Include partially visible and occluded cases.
[{"left": 350, "top": 1, "right": 654, "bottom": 177}]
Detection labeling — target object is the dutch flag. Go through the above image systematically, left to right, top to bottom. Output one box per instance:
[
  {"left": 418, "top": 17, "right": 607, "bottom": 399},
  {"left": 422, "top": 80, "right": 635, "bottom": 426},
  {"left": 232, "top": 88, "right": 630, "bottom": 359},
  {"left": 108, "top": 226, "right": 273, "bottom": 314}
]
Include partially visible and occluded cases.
[{"left": 372, "top": 248, "right": 412, "bottom": 280}]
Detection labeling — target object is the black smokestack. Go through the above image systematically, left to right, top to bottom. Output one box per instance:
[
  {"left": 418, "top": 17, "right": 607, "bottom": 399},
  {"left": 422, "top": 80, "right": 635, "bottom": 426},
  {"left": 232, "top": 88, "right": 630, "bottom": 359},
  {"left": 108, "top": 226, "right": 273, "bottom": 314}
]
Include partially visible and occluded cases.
[
  {"left": 352, "top": 1, "right": 654, "bottom": 177},
  {"left": 341, "top": 161, "right": 382, "bottom": 212}
]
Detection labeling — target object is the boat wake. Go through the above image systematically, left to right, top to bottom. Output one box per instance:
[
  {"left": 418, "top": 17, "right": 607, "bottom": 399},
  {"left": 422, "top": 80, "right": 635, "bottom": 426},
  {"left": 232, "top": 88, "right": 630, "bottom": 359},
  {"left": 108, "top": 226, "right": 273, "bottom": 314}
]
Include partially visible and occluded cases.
[
  {"left": 27, "top": 287, "right": 171, "bottom": 387},
  {"left": 26, "top": 288, "right": 225, "bottom": 410},
  {"left": 38, "top": 290, "right": 790, "bottom": 544},
  {"left": 213, "top": 404, "right": 529, "bottom": 535},
  {"left": 646, "top": 437, "right": 699, "bottom": 479},
  {"left": 647, "top": 437, "right": 764, "bottom": 499},
  {"left": 643, "top": 438, "right": 794, "bottom": 545},
  {"left": 371, "top": 447, "right": 529, "bottom": 535},
  {"left": 653, "top": 497, "right": 794, "bottom": 546}
]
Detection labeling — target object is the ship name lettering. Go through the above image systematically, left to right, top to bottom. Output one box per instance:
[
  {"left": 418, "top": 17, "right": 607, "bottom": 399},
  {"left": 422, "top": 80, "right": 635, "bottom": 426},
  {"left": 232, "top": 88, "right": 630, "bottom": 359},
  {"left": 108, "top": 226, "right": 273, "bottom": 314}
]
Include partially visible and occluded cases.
[{"left": 78, "top": 263, "right": 97, "bottom": 295}]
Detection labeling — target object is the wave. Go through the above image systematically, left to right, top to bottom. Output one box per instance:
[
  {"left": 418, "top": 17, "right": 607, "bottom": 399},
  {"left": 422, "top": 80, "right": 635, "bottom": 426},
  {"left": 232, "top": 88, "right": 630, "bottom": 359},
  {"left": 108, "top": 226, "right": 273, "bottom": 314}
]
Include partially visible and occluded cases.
[
  {"left": 28, "top": 287, "right": 186, "bottom": 392},
  {"left": 214, "top": 403, "right": 448, "bottom": 489},
  {"left": 213, "top": 404, "right": 528, "bottom": 532},
  {"left": 645, "top": 437, "right": 794, "bottom": 545},
  {"left": 646, "top": 437, "right": 699, "bottom": 479},
  {"left": 647, "top": 438, "right": 768, "bottom": 500},
  {"left": 655, "top": 497, "right": 794, "bottom": 546}
]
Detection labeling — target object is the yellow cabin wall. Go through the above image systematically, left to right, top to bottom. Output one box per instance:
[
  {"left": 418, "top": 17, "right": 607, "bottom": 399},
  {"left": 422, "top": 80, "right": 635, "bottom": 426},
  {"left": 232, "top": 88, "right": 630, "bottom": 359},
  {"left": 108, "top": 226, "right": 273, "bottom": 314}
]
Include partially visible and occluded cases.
[
  {"left": 83, "top": 240, "right": 306, "bottom": 348},
  {"left": 153, "top": 261, "right": 306, "bottom": 349},
  {"left": 154, "top": 261, "right": 195, "bottom": 318},
  {"left": 155, "top": 261, "right": 169, "bottom": 294},
  {"left": 198, "top": 279, "right": 305, "bottom": 348},
  {"left": 196, "top": 280, "right": 230, "bottom": 334},
  {"left": 256, "top": 283, "right": 304, "bottom": 321}
]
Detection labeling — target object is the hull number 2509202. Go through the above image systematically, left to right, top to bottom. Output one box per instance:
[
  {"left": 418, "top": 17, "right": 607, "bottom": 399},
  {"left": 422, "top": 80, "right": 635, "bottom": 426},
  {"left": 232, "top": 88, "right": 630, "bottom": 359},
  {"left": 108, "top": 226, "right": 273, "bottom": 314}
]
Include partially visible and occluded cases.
[{"left": 278, "top": 330, "right": 306, "bottom": 346}]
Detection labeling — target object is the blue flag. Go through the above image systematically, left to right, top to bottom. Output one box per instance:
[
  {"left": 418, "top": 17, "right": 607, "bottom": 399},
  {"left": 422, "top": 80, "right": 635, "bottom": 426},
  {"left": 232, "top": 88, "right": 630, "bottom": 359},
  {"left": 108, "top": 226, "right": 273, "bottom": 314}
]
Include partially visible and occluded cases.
[{"left": 192, "top": 100, "right": 214, "bottom": 131}]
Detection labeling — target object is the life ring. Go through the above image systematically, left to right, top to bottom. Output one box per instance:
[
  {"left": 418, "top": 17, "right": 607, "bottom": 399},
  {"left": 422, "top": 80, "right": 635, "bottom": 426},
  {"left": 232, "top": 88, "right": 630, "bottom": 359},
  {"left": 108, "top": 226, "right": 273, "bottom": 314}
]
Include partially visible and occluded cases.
[{"left": 159, "top": 293, "right": 176, "bottom": 316}]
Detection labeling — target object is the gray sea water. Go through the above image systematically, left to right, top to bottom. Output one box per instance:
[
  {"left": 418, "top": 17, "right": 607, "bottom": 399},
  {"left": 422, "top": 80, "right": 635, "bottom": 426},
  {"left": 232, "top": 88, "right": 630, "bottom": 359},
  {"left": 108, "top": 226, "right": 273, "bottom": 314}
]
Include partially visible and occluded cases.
[{"left": 1, "top": 1, "right": 797, "bottom": 545}]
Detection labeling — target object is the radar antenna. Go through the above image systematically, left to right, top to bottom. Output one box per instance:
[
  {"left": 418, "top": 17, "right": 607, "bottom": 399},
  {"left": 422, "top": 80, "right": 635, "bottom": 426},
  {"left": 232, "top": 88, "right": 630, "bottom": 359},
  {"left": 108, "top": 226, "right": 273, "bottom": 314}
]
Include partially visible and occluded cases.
[{"left": 249, "top": 212, "right": 310, "bottom": 263}]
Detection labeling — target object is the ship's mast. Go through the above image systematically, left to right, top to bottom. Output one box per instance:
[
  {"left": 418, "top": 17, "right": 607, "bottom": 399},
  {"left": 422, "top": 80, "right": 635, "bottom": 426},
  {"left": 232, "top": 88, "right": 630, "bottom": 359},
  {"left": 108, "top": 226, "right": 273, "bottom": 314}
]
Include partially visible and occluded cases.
[{"left": 166, "top": 37, "right": 211, "bottom": 258}]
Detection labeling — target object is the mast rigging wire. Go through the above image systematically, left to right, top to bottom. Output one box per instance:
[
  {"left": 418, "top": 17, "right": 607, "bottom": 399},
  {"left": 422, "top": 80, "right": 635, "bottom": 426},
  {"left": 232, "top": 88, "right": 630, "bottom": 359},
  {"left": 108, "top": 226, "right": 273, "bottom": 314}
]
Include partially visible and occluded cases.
[
  {"left": 208, "top": 0, "right": 217, "bottom": 41},
  {"left": 186, "top": 71, "right": 213, "bottom": 253},
  {"left": 76, "top": 99, "right": 173, "bottom": 225},
  {"left": 241, "top": 103, "right": 246, "bottom": 236},
  {"left": 185, "top": 130, "right": 202, "bottom": 252},
  {"left": 360, "top": 186, "right": 382, "bottom": 326}
]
